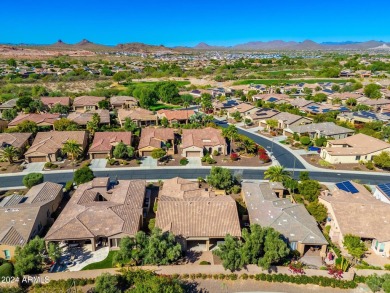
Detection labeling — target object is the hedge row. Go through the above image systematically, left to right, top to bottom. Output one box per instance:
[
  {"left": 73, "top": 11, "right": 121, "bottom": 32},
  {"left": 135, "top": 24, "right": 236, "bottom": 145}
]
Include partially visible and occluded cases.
[
  {"left": 179, "top": 273, "right": 358, "bottom": 289},
  {"left": 33, "top": 278, "right": 95, "bottom": 289}
]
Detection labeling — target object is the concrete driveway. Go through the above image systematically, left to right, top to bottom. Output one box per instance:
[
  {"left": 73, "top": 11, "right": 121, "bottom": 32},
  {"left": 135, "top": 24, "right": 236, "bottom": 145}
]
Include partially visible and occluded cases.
[
  {"left": 141, "top": 156, "right": 157, "bottom": 168},
  {"left": 187, "top": 157, "right": 201, "bottom": 167},
  {"left": 90, "top": 159, "right": 107, "bottom": 169},
  {"left": 22, "top": 162, "right": 45, "bottom": 173}
]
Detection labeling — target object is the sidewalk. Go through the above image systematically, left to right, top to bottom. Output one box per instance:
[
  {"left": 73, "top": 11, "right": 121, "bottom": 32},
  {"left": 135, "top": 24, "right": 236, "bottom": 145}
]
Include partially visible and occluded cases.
[{"left": 28, "top": 264, "right": 355, "bottom": 283}]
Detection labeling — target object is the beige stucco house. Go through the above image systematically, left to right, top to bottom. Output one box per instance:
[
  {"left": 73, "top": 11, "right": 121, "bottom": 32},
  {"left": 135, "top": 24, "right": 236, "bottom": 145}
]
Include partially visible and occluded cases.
[
  {"left": 181, "top": 127, "right": 226, "bottom": 157},
  {"left": 320, "top": 133, "right": 390, "bottom": 164},
  {"left": 320, "top": 181, "right": 390, "bottom": 257},
  {"left": 0, "top": 182, "right": 63, "bottom": 259}
]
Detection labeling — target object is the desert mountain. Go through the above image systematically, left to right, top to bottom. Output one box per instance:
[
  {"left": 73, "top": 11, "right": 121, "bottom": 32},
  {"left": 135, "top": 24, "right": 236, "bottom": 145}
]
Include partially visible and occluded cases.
[{"left": 191, "top": 40, "right": 390, "bottom": 51}]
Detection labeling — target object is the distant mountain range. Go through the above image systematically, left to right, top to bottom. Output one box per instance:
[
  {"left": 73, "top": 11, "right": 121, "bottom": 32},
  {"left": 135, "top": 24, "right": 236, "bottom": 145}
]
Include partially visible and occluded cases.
[
  {"left": 3, "top": 39, "right": 390, "bottom": 52},
  {"left": 192, "top": 40, "right": 390, "bottom": 51}
]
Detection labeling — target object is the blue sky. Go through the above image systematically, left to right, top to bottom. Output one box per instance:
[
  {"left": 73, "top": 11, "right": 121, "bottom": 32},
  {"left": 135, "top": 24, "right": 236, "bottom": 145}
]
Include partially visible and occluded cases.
[{"left": 1, "top": 0, "right": 389, "bottom": 46}]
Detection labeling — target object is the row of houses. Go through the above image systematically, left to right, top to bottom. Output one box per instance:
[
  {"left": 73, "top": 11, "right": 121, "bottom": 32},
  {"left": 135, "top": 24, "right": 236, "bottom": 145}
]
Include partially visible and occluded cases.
[
  {"left": 0, "top": 126, "right": 227, "bottom": 163},
  {"left": 3, "top": 176, "right": 388, "bottom": 261}
]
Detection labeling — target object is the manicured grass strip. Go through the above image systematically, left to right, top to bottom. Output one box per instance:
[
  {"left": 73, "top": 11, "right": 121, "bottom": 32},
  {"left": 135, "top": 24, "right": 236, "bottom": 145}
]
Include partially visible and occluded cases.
[
  {"left": 233, "top": 79, "right": 355, "bottom": 85},
  {"left": 131, "top": 81, "right": 190, "bottom": 86},
  {"left": 149, "top": 103, "right": 181, "bottom": 111},
  {"left": 81, "top": 251, "right": 117, "bottom": 270}
]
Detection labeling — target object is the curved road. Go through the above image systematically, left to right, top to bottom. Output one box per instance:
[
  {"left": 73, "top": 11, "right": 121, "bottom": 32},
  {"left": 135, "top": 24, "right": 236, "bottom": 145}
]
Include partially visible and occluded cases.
[{"left": 0, "top": 126, "right": 388, "bottom": 188}]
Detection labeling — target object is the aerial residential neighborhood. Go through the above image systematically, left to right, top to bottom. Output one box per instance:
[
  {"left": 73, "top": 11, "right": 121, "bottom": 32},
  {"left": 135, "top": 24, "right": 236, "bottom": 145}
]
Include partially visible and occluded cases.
[{"left": 1, "top": 1, "right": 390, "bottom": 293}]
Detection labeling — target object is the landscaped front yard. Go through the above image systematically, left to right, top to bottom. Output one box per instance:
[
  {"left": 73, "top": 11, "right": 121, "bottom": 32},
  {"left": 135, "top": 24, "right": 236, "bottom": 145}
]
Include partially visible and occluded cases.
[
  {"left": 301, "top": 154, "right": 388, "bottom": 172},
  {"left": 0, "top": 161, "right": 24, "bottom": 173},
  {"left": 81, "top": 251, "right": 117, "bottom": 270}
]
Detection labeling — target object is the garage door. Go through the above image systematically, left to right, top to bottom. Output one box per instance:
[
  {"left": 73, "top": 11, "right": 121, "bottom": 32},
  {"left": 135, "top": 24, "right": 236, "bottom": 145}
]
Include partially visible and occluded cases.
[
  {"left": 142, "top": 151, "right": 153, "bottom": 157},
  {"left": 186, "top": 151, "right": 201, "bottom": 157},
  {"left": 92, "top": 153, "right": 107, "bottom": 159},
  {"left": 29, "top": 156, "right": 47, "bottom": 162}
]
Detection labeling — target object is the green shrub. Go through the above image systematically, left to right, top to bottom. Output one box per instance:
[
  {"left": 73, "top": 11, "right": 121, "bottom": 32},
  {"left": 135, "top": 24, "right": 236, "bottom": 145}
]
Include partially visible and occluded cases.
[
  {"left": 300, "top": 136, "right": 311, "bottom": 145},
  {"left": 213, "top": 150, "right": 219, "bottom": 156},
  {"left": 206, "top": 157, "right": 216, "bottom": 164},
  {"left": 179, "top": 158, "right": 189, "bottom": 165},
  {"left": 365, "top": 161, "right": 375, "bottom": 170},
  {"left": 44, "top": 162, "right": 53, "bottom": 168},
  {"left": 73, "top": 166, "right": 94, "bottom": 185},
  {"left": 23, "top": 172, "right": 44, "bottom": 188},
  {"left": 64, "top": 180, "right": 73, "bottom": 192},
  {"left": 230, "top": 185, "right": 241, "bottom": 194},
  {"left": 199, "top": 261, "right": 211, "bottom": 265},
  {"left": 0, "top": 262, "right": 14, "bottom": 277},
  {"left": 385, "top": 264, "right": 390, "bottom": 270}
]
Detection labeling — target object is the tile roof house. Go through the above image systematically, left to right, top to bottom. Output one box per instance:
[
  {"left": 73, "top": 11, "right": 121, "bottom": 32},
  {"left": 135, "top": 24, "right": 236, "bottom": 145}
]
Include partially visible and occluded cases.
[
  {"left": 327, "top": 92, "right": 363, "bottom": 104},
  {"left": 252, "top": 94, "right": 290, "bottom": 103},
  {"left": 73, "top": 96, "right": 106, "bottom": 112},
  {"left": 110, "top": 96, "right": 138, "bottom": 109},
  {"left": 40, "top": 97, "right": 71, "bottom": 108},
  {"left": 0, "top": 98, "right": 18, "bottom": 114},
  {"left": 289, "top": 98, "right": 315, "bottom": 108},
  {"left": 212, "top": 99, "right": 240, "bottom": 113},
  {"left": 227, "top": 103, "right": 257, "bottom": 119},
  {"left": 118, "top": 108, "right": 157, "bottom": 127},
  {"left": 246, "top": 108, "right": 280, "bottom": 126},
  {"left": 67, "top": 109, "right": 110, "bottom": 126},
  {"left": 157, "top": 109, "right": 195, "bottom": 124},
  {"left": 337, "top": 111, "right": 390, "bottom": 125},
  {"left": 266, "top": 112, "right": 312, "bottom": 130},
  {"left": 8, "top": 113, "right": 60, "bottom": 129},
  {"left": 284, "top": 122, "right": 354, "bottom": 140},
  {"left": 181, "top": 127, "right": 226, "bottom": 157},
  {"left": 138, "top": 128, "right": 175, "bottom": 157},
  {"left": 25, "top": 131, "right": 88, "bottom": 163},
  {"left": 89, "top": 132, "right": 132, "bottom": 159},
  {"left": 0, "top": 133, "right": 32, "bottom": 151},
  {"left": 320, "top": 133, "right": 390, "bottom": 164},
  {"left": 155, "top": 177, "right": 241, "bottom": 251},
  {"left": 45, "top": 178, "right": 148, "bottom": 251},
  {"left": 320, "top": 181, "right": 390, "bottom": 257},
  {"left": 0, "top": 182, "right": 63, "bottom": 259},
  {"left": 242, "top": 182, "right": 328, "bottom": 257}
]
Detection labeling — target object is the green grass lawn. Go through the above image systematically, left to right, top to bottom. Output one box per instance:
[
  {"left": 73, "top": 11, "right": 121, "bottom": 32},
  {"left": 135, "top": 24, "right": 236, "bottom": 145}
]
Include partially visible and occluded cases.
[
  {"left": 233, "top": 78, "right": 355, "bottom": 86},
  {"left": 131, "top": 80, "right": 190, "bottom": 86},
  {"left": 149, "top": 103, "right": 181, "bottom": 111},
  {"left": 81, "top": 251, "right": 117, "bottom": 270}
]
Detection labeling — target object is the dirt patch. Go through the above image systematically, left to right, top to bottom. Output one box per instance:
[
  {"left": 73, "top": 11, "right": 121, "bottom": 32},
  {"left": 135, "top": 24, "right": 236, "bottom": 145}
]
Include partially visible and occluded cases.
[
  {"left": 157, "top": 154, "right": 184, "bottom": 167},
  {"left": 202, "top": 154, "right": 271, "bottom": 167},
  {"left": 301, "top": 154, "right": 388, "bottom": 172},
  {"left": 105, "top": 158, "right": 141, "bottom": 168},
  {"left": 43, "top": 159, "right": 92, "bottom": 171},
  {"left": 0, "top": 161, "right": 23, "bottom": 173}
]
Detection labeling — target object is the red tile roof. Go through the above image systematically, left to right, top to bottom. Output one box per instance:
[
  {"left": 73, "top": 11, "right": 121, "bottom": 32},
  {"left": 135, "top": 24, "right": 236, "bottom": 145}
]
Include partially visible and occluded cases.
[
  {"left": 41, "top": 97, "right": 71, "bottom": 107},
  {"left": 157, "top": 109, "right": 195, "bottom": 121},
  {"left": 8, "top": 113, "right": 60, "bottom": 126},
  {"left": 181, "top": 127, "right": 225, "bottom": 149},
  {"left": 138, "top": 128, "right": 174, "bottom": 149},
  {"left": 89, "top": 132, "right": 132, "bottom": 153}
]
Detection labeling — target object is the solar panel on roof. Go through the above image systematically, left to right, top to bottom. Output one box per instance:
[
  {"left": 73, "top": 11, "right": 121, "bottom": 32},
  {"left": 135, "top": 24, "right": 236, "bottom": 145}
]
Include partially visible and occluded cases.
[
  {"left": 268, "top": 97, "right": 278, "bottom": 102},
  {"left": 336, "top": 181, "right": 359, "bottom": 194},
  {"left": 378, "top": 183, "right": 390, "bottom": 197}
]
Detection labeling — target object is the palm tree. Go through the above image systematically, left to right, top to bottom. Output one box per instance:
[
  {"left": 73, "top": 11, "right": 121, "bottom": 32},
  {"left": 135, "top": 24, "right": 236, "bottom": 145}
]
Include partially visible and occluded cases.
[
  {"left": 181, "top": 94, "right": 193, "bottom": 124},
  {"left": 222, "top": 125, "right": 238, "bottom": 154},
  {"left": 240, "top": 138, "right": 257, "bottom": 154},
  {"left": 62, "top": 140, "right": 82, "bottom": 161},
  {"left": 0, "top": 146, "right": 19, "bottom": 164},
  {"left": 264, "top": 166, "right": 291, "bottom": 182}
]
